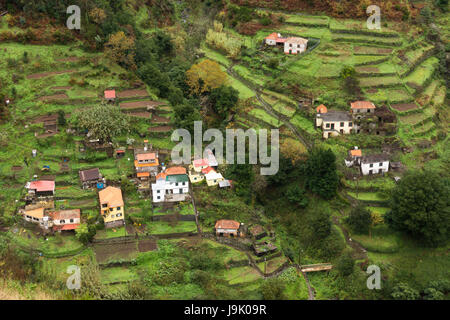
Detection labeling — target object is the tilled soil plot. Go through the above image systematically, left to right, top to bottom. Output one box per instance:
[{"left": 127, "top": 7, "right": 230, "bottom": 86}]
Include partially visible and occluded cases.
[
  {"left": 27, "top": 69, "right": 76, "bottom": 79},
  {"left": 117, "top": 89, "right": 149, "bottom": 98},
  {"left": 38, "top": 94, "right": 69, "bottom": 101},
  {"left": 120, "top": 100, "right": 165, "bottom": 109},
  {"left": 391, "top": 103, "right": 419, "bottom": 111},
  {"left": 148, "top": 125, "right": 173, "bottom": 132}
]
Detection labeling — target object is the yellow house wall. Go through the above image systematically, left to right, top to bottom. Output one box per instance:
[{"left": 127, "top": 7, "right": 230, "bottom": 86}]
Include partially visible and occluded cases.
[{"left": 101, "top": 206, "right": 125, "bottom": 223}]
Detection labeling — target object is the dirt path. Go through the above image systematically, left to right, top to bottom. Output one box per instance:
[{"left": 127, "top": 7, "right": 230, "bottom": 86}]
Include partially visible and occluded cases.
[{"left": 332, "top": 215, "right": 368, "bottom": 260}]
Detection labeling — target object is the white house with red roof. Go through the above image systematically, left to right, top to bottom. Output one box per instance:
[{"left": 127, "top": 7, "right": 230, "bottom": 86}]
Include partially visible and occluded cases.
[
  {"left": 152, "top": 167, "right": 189, "bottom": 203},
  {"left": 26, "top": 180, "right": 55, "bottom": 197}
]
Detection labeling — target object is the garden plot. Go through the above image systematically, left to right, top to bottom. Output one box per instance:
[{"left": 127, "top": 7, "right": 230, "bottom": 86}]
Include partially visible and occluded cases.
[
  {"left": 284, "top": 14, "right": 329, "bottom": 27},
  {"left": 332, "top": 33, "right": 402, "bottom": 46},
  {"left": 353, "top": 46, "right": 393, "bottom": 55},
  {"left": 403, "top": 57, "right": 438, "bottom": 89},
  {"left": 356, "top": 60, "right": 397, "bottom": 75},
  {"left": 27, "top": 69, "right": 77, "bottom": 79},
  {"left": 358, "top": 76, "right": 401, "bottom": 88},
  {"left": 365, "top": 87, "right": 413, "bottom": 104},
  {"left": 116, "top": 89, "right": 149, "bottom": 99},
  {"left": 37, "top": 93, "right": 69, "bottom": 101},
  {"left": 262, "top": 95, "right": 296, "bottom": 117},
  {"left": 119, "top": 100, "right": 166, "bottom": 110},
  {"left": 391, "top": 102, "right": 420, "bottom": 112},
  {"left": 248, "top": 108, "right": 283, "bottom": 128},
  {"left": 399, "top": 112, "right": 429, "bottom": 126},
  {"left": 151, "top": 114, "right": 171, "bottom": 124},
  {"left": 290, "top": 114, "right": 317, "bottom": 135},
  {"left": 412, "top": 121, "right": 435, "bottom": 136},
  {"left": 148, "top": 125, "right": 173, "bottom": 133},
  {"left": 146, "top": 220, "right": 197, "bottom": 235},
  {"left": 94, "top": 242, "right": 139, "bottom": 264},
  {"left": 257, "top": 255, "right": 289, "bottom": 274},
  {"left": 223, "top": 266, "right": 262, "bottom": 285},
  {"left": 100, "top": 267, "right": 139, "bottom": 284}
]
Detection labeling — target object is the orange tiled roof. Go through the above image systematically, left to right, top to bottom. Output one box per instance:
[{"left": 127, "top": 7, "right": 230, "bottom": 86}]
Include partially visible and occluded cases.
[
  {"left": 351, "top": 101, "right": 375, "bottom": 109},
  {"left": 316, "top": 104, "right": 328, "bottom": 113},
  {"left": 350, "top": 149, "right": 362, "bottom": 157},
  {"left": 136, "top": 153, "right": 157, "bottom": 161},
  {"left": 134, "top": 160, "right": 159, "bottom": 168},
  {"left": 165, "top": 167, "right": 186, "bottom": 175},
  {"left": 137, "top": 172, "right": 150, "bottom": 178},
  {"left": 98, "top": 186, "right": 123, "bottom": 208},
  {"left": 24, "top": 207, "right": 45, "bottom": 219},
  {"left": 49, "top": 209, "right": 80, "bottom": 220},
  {"left": 215, "top": 219, "right": 240, "bottom": 230}
]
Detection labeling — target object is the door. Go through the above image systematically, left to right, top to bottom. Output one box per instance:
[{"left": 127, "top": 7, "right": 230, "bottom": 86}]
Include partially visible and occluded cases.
[{"left": 331, "top": 123, "right": 335, "bottom": 130}]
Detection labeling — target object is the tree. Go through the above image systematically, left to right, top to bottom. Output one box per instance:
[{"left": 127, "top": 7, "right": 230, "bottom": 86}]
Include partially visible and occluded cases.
[
  {"left": 89, "top": 7, "right": 107, "bottom": 24},
  {"left": 104, "top": 31, "right": 136, "bottom": 69},
  {"left": 186, "top": 59, "right": 227, "bottom": 94},
  {"left": 208, "top": 85, "right": 239, "bottom": 121},
  {"left": 173, "top": 101, "right": 202, "bottom": 133},
  {"left": 72, "top": 104, "right": 130, "bottom": 143},
  {"left": 57, "top": 110, "right": 66, "bottom": 126},
  {"left": 304, "top": 148, "right": 339, "bottom": 199},
  {"left": 385, "top": 171, "right": 450, "bottom": 246},
  {"left": 286, "top": 185, "right": 309, "bottom": 208},
  {"left": 347, "top": 204, "right": 372, "bottom": 234},
  {"left": 309, "top": 210, "right": 332, "bottom": 240},
  {"left": 75, "top": 223, "right": 96, "bottom": 244},
  {"left": 336, "top": 250, "right": 355, "bottom": 277},
  {"left": 260, "top": 278, "right": 286, "bottom": 300}
]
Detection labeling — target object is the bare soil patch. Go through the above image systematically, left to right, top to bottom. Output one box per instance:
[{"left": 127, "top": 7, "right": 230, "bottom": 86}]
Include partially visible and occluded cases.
[
  {"left": 55, "top": 57, "right": 79, "bottom": 62},
  {"left": 356, "top": 66, "right": 380, "bottom": 73},
  {"left": 27, "top": 69, "right": 76, "bottom": 79},
  {"left": 366, "top": 88, "right": 378, "bottom": 94},
  {"left": 117, "top": 89, "right": 149, "bottom": 98},
  {"left": 38, "top": 94, "right": 69, "bottom": 101},
  {"left": 120, "top": 100, "right": 165, "bottom": 109},
  {"left": 391, "top": 103, "right": 419, "bottom": 111},
  {"left": 127, "top": 111, "right": 152, "bottom": 118},
  {"left": 151, "top": 115, "right": 170, "bottom": 123},
  {"left": 148, "top": 125, "right": 173, "bottom": 132},
  {"left": 138, "top": 239, "right": 158, "bottom": 252},
  {"left": 94, "top": 242, "right": 138, "bottom": 264}
]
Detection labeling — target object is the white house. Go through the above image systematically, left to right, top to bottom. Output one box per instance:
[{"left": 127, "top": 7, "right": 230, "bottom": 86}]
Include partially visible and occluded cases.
[
  {"left": 284, "top": 37, "right": 308, "bottom": 54},
  {"left": 316, "top": 110, "right": 353, "bottom": 139},
  {"left": 360, "top": 154, "right": 390, "bottom": 176},
  {"left": 152, "top": 167, "right": 189, "bottom": 203},
  {"left": 205, "top": 169, "right": 225, "bottom": 187}
]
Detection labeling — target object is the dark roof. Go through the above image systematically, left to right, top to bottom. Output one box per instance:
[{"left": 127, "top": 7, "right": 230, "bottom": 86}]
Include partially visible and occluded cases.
[
  {"left": 318, "top": 111, "right": 352, "bottom": 122},
  {"left": 361, "top": 154, "right": 389, "bottom": 164},
  {"left": 79, "top": 168, "right": 100, "bottom": 181},
  {"left": 166, "top": 174, "right": 188, "bottom": 183}
]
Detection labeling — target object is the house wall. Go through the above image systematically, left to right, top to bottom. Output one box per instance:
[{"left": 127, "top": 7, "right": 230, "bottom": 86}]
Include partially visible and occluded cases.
[
  {"left": 266, "top": 39, "right": 276, "bottom": 45},
  {"left": 284, "top": 42, "right": 306, "bottom": 54},
  {"left": 361, "top": 161, "right": 390, "bottom": 175},
  {"left": 189, "top": 173, "right": 204, "bottom": 183},
  {"left": 206, "top": 177, "right": 225, "bottom": 187},
  {"left": 152, "top": 181, "right": 189, "bottom": 203},
  {"left": 101, "top": 205, "right": 124, "bottom": 224},
  {"left": 53, "top": 217, "right": 80, "bottom": 225},
  {"left": 216, "top": 228, "right": 238, "bottom": 236}
]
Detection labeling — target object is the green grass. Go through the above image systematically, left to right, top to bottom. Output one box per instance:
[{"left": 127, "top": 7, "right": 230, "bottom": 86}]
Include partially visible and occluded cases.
[
  {"left": 200, "top": 44, "right": 231, "bottom": 67},
  {"left": 403, "top": 57, "right": 438, "bottom": 87},
  {"left": 359, "top": 76, "right": 401, "bottom": 88},
  {"left": 365, "top": 87, "right": 413, "bottom": 104},
  {"left": 249, "top": 108, "right": 283, "bottom": 128},
  {"left": 290, "top": 114, "right": 317, "bottom": 135},
  {"left": 346, "top": 191, "right": 387, "bottom": 201},
  {"left": 147, "top": 221, "right": 197, "bottom": 235},
  {"left": 94, "top": 227, "right": 128, "bottom": 240},
  {"left": 222, "top": 266, "right": 262, "bottom": 285},
  {"left": 100, "top": 267, "right": 139, "bottom": 284}
]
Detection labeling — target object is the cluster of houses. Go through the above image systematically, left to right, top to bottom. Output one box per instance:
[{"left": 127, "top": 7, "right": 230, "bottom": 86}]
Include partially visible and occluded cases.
[
  {"left": 264, "top": 32, "right": 308, "bottom": 54},
  {"left": 315, "top": 101, "right": 396, "bottom": 139},
  {"left": 188, "top": 149, "right": 232, "bottom": 188}
]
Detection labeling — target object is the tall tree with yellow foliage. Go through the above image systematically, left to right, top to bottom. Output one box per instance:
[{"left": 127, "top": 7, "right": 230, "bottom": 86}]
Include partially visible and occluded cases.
[
  {"left": 104, "top": 31, "right": 136, "bottom": 70},
  {"left": 186, "top": 59, "right": 227, "bottom": 94}
]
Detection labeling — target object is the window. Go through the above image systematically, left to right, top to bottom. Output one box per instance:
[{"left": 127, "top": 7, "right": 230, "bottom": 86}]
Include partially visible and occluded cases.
[
  {"left": 340, "top": 122, "right": 344, "bottom": 127},
  {"left": 349, "top": 122, "right": 353, "bottom": 127},
  {"left": 326, "top": 123, "right": 330, "bottom": 128},
  {"left": 379, "top": 162, "right": 383, "bottom": 166},
  {"left": 370, "top": 164, "right": 373, "bottom": 168},
  {"left": 175, "top": 182, "right": 178, "bottom": 186},
  {"left": 157, "top": 190, "right": 160, "bottom": 193},
  {"left": 157, "top": 196, "right": 160, "bottom": 200},
  {"left": 102, "top": 203, "right": 107, "bottom": 208},
  {"left": 116, "top": 207, "right": 121, "bottom": 211},
  {"left": 109, "top": 208, "right": 113, "bottom": 212},
  {"left": 116, "top": 213, "right": 122, "bottom": 217},
  {"left": 60, "top": 219, "right": 65, "bottom": 224},
  {"left": 70, "top": 219, "right": 74, "bottom": 223}
]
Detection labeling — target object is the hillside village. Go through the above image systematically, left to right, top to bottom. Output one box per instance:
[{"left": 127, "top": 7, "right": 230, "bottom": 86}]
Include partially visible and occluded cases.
[{"left": 0, "top": 0, "right": 448, "bottom": 301}]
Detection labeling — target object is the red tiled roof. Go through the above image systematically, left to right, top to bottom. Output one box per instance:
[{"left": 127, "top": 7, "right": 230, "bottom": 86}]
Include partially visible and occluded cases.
[
  {"left": 104, "top": 90, "right": 116, "bottom": 99},
  {"left": 351, "top": 101, "right": 375, "bottom": 109},
  {"left": 350, "top": 149, "right": 362, "bottom": 157},
  {"left": 193, "top": 158, "right": 209, "bottom": 167},
  {"left": 201, "top": 166, "right": 215, "bottom": 174},
  {"left": 137, "top": 172, "right": 150, "bottom": 178},
  {"left": 28, "top": 180, "right": 55, "bottom": 192},
  {"left": 215, "top": 219, "right": 240, "bottom": 230}
]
